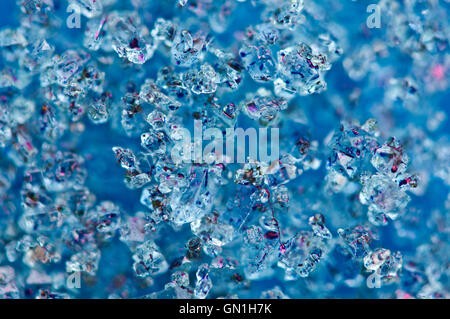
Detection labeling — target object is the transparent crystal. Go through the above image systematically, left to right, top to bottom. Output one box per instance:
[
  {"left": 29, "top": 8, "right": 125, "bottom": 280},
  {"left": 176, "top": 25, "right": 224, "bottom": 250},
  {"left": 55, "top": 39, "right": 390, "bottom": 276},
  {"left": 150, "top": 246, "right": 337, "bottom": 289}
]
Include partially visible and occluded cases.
[
  {"left": 68, "top": 0, "right": 103, "bottom": 18},
  {"left": 171, "top": 30, "right": 205, "bottom": 67},
  {"left": 276, "top": 42, "right": 329, "bottom": 96},
  {"left": 183, "top": 63, "right": 218, "bottom": 94},
  {"left": 360, "top": 173, "right": 410, "bottom": 222},
  {"left": 86, "top": 201, "right": 121, "bottom": 233},
  {"left": 132, "top": 240, "right": 168, "bottom": 277},
  {"left": 194, "top": 264, "right": 212, "bottom": 299}
]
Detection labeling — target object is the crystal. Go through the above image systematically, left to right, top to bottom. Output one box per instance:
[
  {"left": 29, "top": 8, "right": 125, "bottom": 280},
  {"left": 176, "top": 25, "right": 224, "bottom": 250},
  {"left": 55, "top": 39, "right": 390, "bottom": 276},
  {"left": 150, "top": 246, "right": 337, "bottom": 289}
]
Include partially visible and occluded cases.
[
  {"left": 68, "top": 0, "right": 103, "bottom": 18},
  {"left": 109, "top": 12, "right": 154, "bottom": 64},
  {"left": 239, "top": 42, "right": 275, "bottom": 82},
  {"left": 276, "top": 42, "right": 329, "bottom": 96},
  {"left": 242, "top": 90, "right": 287, "bottom": 123},
  {"left": 371, "top": 137, "right": 409, "bottom": 176},
  {"left": 112, "top": 147, "right": 139, "bottom": 170},
  {"left": 360, "top": 173, "right": 411, "bottom": 222},
  {"left": 86, "top": 201, "right": 121, "bottom": 233},
  {"left": 308, "top": 214, "right": 332, "bottom": 239},
  {"left": 278, "top": 231, "right": 325, "bottom": 278},
  {"left": 66, "top": 248, "right": 101, "bottom": 276},
  {"left": 364, "top": 248, "right": 403, "bottom": 285},
  {"left": 194, "top": 264, "right": 212, "bottom": 299},
  {"left": 0, "top": 266, "right": 20, "bottom": 299}
]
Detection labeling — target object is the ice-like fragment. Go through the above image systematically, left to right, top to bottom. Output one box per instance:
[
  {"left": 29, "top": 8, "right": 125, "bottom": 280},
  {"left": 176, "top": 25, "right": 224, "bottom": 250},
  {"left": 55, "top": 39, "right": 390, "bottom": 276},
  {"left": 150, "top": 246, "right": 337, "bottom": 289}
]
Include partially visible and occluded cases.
[
  {"left": 68, "top": 0, "right": 103, "bottom": 18},
  {"left": 267, "top": 0, "right": 304, "bottom": 29},
  {"left": 109, "top": 12, "right": 154, "bottom": 64},
  {"left": 84, "top": 17, "right": 108, "bottom": 51},
  {"left": 151, "top": 18, "right": 177, "bottom": 47},
  {"left": 255, "top": 23, "right": 280, "bottom": 45},
  {"left": 171, "top": 30, "right": 205, "bottom": 67},
  {"left": 20, "top": 39, "right": 54, "bottom": 72},
  {"left": 239, "top": 42, "right": 275, "bottom": 82},
  {"left": 276, "top": 42, "right": 330, "bottom": 97},
  {"left": 342, "top": 45, "right": 374, "bottom": 81},
  {"left": 211, "top": 49, "right": 244, "bottom": 90},
  {"left": 48, "top": 50, "right": 90, "bottom": 87},
  {"left": 183, "top": 63, "right": 218, "bottom": 94},
  {"left": 68, "top": 64, "right": 105, "bottom": 96},
  {"left": 156, "top": 66, "right": 192, "bottom": 107},
  {"left": 0, "top": 68, "right": 32, "bottom": 89},
  {"left": 140, "top": 80, "right": 181, "bottom": 111},
  {"left": 242, "top": 89, "right": 287, "bottom": 123},
  {"left": 87, "top": 91, "right": 112, "bottom": 124},
  {"left": 120, "top": 92, "right": 147, "bottom": 137},
  {"left": 9, "top": 96, "right": 35, "bottom": 124},
  {"left": 218, "top": 102, "right": 239, "bottom": 124},
  {"left": 37, "top": 103, "right": 67, "bottom": 141},
  {"left": 146, "top": 110, "right": 167, "bottom": 130},
  {"left": 327, "top": 121, "right": 379, "bottom": 178},
  {"left": 141, "top": 130, "right": 167, "bottom": 155},
  {"left": 371, "top": 137, "right": 409, "bottom": 176},
  {"left": 112, "top": 147, "right": 139, "bottom": 170},
  {"left": 41, "top": 150, "right": 86, "bottom": 192},
  {"left": 264, "top": 154, "right": 297, "bottom": 187},
  {"left": 170, "top": 166, "right": 214, "bottom": 225},
  {"left": 20, "top": 168, "right": 52, "bottom": 213},
  {"left": 157, "top": 168, "right": 189, "bottom": 194},
  {"left": 325, "top": 168, "right": 349, "bottom": 193},
  {"left": 124, "top": 172, "right": 151, "bottom": 189},
  {"left": 140, "top": 185, "right": 171, "bottom": 223},
  {"left": 63, "top": 188, "right": 95, "bottom": 218},
  {"left": 86, "top": 201, "right": 121, "bottom": 233},
  {"left": 20, "top": 207, "right": 64, "bottom": 233},
  {"left": 191, "top": 211, "right": 235, "bottom": 247},
  {"left": 240, "top": 225, "right": 278, "bottom": 279},
  {"left": 337, "top": 225, "right": 375, "bottom": 258},
  {"left": 278, "top": 231, "right": 324, "bottom": 278},
  {"left": 19, "top": 236, "right": 61, "bottom": 266},
  {"left": 186, "top": 237, "right": 202, "bottom": 259},
  {"left": 132, "top": 240, "right": 168, "bottom": 277},
  {"left": 66, "top": 248, "right": 101, "bottom": 276},
  {"left": 364, "top": 248, "right": 403, "bottom": 285},
  {"left": 194, "top": 264, "right": 212, "bottom": 299},
  {"left": 167, "top": 271, "right": 190, "bottom": 288}
]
